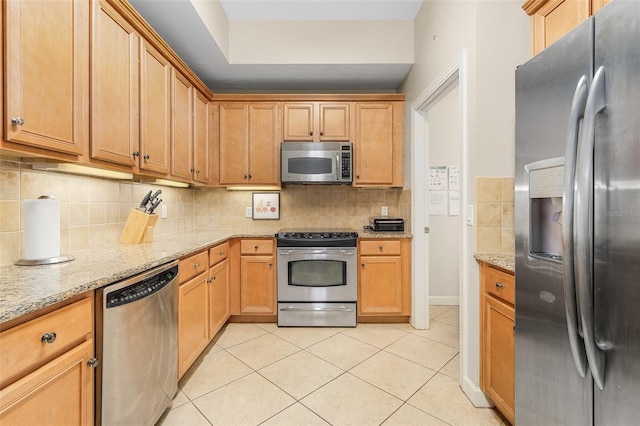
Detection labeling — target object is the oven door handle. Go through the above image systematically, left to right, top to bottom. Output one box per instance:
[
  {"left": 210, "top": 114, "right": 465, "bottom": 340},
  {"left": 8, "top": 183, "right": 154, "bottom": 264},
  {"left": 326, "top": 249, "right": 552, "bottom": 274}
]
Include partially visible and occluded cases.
[
  {"left": 278, "top": 249, "right": 355, "bottom": 256},
  {"left": 280, "top": 306, "right": 354, "bottom": 312}
]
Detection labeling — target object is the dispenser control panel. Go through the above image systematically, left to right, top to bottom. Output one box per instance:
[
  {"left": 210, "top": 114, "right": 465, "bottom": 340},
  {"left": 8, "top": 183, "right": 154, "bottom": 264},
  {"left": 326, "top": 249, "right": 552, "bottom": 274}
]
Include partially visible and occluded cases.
[{"left": 529, "top": 164, "right": 564, "bottom": 198}]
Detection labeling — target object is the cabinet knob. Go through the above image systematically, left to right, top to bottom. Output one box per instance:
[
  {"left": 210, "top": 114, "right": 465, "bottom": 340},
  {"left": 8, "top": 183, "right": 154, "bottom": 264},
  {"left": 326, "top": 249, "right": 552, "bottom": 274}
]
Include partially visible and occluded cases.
[
  {"left": 10, "top": 117, "right": 25, "bottom": 126},
  {"left": 309, "top": 131, "right": 313, "bottom": 136},
  {"left": 132, "top": 151, "right": 140, "bottom": 157},
  {"left": 143, "top": 154, "right": 150, "bottom": 160},
  {"left": 190, "top": 168, "right": 195, "bottom": 173},
  {"left": 196, "top": 169, "right": 200, "bottom": 174},
  {"left": 244, "top": 174, "right": 248, "bottom": 179},
  {"left": 248, "top": 174, "right": 252, "bottom": 179},
  {"left": 356, "top": 174, "right": 360, "bottom": 178},
  {"left": 254, "top": 245, "right": 259, "bottom": 250},
  {"left": 379, "top": 246, "right": 383, "bottom": 251},
  {"left": 219, "top": 250, "right": 224, "bottom": 255},
  {"left": 194, "top": 262, "right": 200, "bottom": 269},
  {"left": 268, "top": 263, "right": 272, "bottom": 268},
  {"left": 361, "top": 263, "right": 365, "bottom": 268},
  {"left": 212, "top": 275, "right": 217, "bottom": 281},
  {"left": 495, "top": 282, "right": 504, "bottom": 289},
  {"left": 41, "top": 332, "right": 57, "bottom": 344},
  {"left": 87, "top": 357, "right": 100, "bottom": 368}
]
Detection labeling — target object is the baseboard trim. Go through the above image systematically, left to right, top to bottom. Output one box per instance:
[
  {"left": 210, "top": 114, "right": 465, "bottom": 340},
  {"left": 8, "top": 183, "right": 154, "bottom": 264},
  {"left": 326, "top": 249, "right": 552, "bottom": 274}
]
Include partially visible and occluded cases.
[
  {"left": 430, "top": 296, "right": 460, "bottom": 305},
  {"left": 462, "top": 375, "right": 493, "bottom": 408}
]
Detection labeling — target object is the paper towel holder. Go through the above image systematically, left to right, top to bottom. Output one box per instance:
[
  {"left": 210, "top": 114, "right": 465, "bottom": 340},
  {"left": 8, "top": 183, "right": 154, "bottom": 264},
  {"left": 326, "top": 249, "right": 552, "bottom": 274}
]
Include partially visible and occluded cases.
[{"left": 15, "top": 196, "right": 75, "bottom": 266}]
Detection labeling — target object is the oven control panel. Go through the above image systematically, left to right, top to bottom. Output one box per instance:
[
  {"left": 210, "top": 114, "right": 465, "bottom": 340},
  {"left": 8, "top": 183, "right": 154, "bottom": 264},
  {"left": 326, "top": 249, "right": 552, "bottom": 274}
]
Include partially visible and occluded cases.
[{"left": 276, "top": 230, "right": 358, "bottom": 247}]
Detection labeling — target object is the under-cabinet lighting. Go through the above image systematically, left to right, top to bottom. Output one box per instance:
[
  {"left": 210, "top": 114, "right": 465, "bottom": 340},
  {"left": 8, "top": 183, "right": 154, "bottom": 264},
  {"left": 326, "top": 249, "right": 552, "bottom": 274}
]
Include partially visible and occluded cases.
[
  {"left": 32, "top": 163, "right": 133, "bottom": 180},
  {"left": 149, "top": 178, "right": 190, "bottom": 188},
  {"left": 225, "top": 186, "right": 282, "bottom": 191}
]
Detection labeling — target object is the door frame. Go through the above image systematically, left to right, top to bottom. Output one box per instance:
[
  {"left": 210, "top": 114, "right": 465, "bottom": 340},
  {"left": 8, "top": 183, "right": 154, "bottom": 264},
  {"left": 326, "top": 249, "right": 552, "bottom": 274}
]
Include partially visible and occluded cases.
[{"left": 410, "top": 50, "right": 473, "bottom": 393}]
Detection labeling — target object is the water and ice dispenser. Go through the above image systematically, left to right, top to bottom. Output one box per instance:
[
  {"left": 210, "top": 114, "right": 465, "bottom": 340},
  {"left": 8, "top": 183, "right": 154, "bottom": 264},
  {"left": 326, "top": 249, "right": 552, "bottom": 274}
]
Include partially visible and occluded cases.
[{"left": 526, "top": 158, "right": 565, "bottom": 262}]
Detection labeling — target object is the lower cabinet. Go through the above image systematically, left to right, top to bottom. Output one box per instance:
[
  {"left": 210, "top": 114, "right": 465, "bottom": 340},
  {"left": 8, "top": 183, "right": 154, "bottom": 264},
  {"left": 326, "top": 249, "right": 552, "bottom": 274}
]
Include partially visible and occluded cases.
[
  {"left": 358, "top": 238, "right": 411, "bottom": 320},
  {"left": 239, "top": 239, "right": 276, "bottom": 315},
  {"left": 208, "top": 242, "right": 230, "bottom": 339},
  {"left": 177, "top": 251, "right": 209, "bottom": 378},
  {"left": 480, "top": 261, "right": 515, "bottom": 425},
  {"left": 0, "top": 295, "right": 95, "bottom": 426}
]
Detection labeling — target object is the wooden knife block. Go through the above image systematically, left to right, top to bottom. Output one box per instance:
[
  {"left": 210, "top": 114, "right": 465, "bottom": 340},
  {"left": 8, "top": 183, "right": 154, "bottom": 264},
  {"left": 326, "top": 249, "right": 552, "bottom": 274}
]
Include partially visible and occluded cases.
[{"left": 119, "top": 209, "right": 159, "bottom": 244}]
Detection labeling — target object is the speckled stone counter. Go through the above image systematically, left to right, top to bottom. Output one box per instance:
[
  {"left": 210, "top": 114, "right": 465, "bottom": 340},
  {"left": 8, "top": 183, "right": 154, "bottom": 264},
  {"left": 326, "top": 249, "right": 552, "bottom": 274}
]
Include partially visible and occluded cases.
[
  {"left": 0, "top": 229, "right": 279, "bottom": 325},
  {"left": 359, "top": 229, "right": 413, "bottom": 239},
  {"left": 474, "top": 253, "right": 515, "bottom": 274}
]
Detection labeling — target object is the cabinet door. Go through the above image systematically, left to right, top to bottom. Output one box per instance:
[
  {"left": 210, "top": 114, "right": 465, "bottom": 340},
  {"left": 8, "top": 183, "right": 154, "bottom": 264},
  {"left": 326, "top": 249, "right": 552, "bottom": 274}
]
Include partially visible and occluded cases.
[
  {"left": 4, "top": 0, "right": 88, "bottom": 155},
  {"left": 91, "top": 0, "right": 139, "bottom": 166},
  {"left": 527, "top": 0, "right": 590, "bottom": 55},
  {"left": 139, "top": 39, "right": 171, "bottom": 174},
  {"left": 171, "top": 70, "right": 194, "bottom": 181},
  {"left": 193, "top": 91, "right": 210, "bottom": 183},
  {"left": 219, "top": 103, "right": 249, "bottom": 184},
  {"left": 248, "top": 103, "right": 280, "bottom": 185},
  {"left": 283, "top": 103, "right": 314, "bottom": 141},
  {"left": 319, "top": 103, "right": 350, "bottom": 141},
  {"left": 354, "top": 103, "right": 394, "bottom": 186},
  {"left": 240, "top": 255, "right": 275, "bottom": 314},
  {"left": 358, "top": 256, "right": 403, "bottom": 314},
  {"left": 208, "top": 259, "right": 230, "bottom": 339},
  {"left": 178, "top": 273, "right": 208, "bottom": 378},
  {"left": 483, "top": 295, "right": 515, "bottom": 423},
  {"left": 0, "top": 339, "right": 94, "bottom": 426}
]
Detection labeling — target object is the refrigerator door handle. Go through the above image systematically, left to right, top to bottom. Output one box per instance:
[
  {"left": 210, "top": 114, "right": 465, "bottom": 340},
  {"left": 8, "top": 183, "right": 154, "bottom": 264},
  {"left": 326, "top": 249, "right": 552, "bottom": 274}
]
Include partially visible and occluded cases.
[
  {"left": 574, "top": 65, "right": 607, "bottom": 391},
  {"left": 562, "top": 75, "right": 589, "bottom": 379}
]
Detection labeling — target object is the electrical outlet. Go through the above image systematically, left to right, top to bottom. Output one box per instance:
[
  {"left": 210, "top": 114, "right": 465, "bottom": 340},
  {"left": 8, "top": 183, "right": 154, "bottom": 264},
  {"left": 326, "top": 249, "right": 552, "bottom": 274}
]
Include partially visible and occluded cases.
[
  {"left": 161, "top": 204, "right": 167, "bottom": 219},
  {"left": 245, "top": 206, "right": 252, "bottom": 218},
  {"left": 381, "top": 206, "right": 388, "bottom": 216}
]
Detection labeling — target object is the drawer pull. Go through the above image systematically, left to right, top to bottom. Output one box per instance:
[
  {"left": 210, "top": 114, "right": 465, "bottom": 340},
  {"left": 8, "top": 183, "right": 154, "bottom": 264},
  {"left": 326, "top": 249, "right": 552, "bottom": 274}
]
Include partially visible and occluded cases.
[
  {"left": 254, "top": 245, "right": 259, "bottom": 250},
  {"left": 379, "top": 246, "right": 383, "bottom": 251},
  {"left": 219, "top": 250, "right": 225, "bottom": 255},
  {"left": 194, "top": 263, "right": 200, "bottom": 269},
  {"left": 495, "top": 282, "right": 505, "bottom": 289},
  {"left": 41, "top": 332, "right": 57, "bottom": 344},
  {"left": 87, "top": 357, "right": 100, "bottom": 368}
]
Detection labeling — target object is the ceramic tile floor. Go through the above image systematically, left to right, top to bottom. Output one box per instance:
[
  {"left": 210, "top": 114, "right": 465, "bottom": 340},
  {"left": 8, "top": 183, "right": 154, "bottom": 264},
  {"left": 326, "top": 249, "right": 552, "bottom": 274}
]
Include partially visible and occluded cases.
[{"left": 157, "top": 306, "right": 507, "bottom": 426}]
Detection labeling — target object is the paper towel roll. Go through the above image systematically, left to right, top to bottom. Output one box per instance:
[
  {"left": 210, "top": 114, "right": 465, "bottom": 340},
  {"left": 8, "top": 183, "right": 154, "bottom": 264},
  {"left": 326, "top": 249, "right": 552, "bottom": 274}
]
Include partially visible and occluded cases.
[{"left": 23, "top": 196, "right": 61, "bottom": 260}]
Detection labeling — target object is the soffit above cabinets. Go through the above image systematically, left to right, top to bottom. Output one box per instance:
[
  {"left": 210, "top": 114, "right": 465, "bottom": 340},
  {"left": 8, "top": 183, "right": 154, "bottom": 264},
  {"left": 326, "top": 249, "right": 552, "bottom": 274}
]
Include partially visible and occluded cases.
[{"left": 128, "top": 0, "right": 423, "bottom": 92}]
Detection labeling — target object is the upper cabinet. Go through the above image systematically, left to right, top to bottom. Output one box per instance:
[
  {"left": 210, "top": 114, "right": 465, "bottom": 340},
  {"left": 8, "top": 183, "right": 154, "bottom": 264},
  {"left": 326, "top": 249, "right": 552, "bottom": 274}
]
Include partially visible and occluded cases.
[
  {"left": 3, "top": 0, "right": 89, "bottom": 157},
  {"left": 91, "top": 0, "right": 139, "bottom": 167},
  {"left": 523, "top": 0, "right": 610, "bottom": 55},
  {"left": 139, "top": 39, "right": 171, "bottom": 175},
  {"left": 171, "top": 70, "right": 194, "bottom": 181},
  {"left": 193, "top": 90, "right": 210, "bottom": 184},
  {"left": 353, "top": 101, "right": 404, "bottom": 187},
  {"left": 216, "top": 102, "right": 280, "bottom": 186},
  {"left": 283, "top": 102, "right": 350, "bottom": 142}
]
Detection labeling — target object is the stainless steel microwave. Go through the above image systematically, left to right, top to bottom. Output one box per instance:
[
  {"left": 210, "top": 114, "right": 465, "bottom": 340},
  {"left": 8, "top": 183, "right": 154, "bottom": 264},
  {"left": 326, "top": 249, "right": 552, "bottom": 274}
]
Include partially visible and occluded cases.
[{"left": 281, "top": 142, "right": 352, "bottom": 184}]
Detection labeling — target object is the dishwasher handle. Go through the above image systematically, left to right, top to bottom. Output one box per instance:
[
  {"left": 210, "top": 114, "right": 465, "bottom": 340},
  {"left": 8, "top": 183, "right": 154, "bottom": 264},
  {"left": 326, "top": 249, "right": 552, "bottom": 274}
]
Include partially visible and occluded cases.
[{"left": 105, "top": 261, "right": 179, "bottom": 309}]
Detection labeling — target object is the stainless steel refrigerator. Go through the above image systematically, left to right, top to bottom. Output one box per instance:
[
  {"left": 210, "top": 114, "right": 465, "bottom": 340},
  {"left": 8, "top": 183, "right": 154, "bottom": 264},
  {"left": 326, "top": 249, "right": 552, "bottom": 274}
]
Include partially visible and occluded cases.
[{"left": 515, "top": 1, "right": 640, "bottom": 424}]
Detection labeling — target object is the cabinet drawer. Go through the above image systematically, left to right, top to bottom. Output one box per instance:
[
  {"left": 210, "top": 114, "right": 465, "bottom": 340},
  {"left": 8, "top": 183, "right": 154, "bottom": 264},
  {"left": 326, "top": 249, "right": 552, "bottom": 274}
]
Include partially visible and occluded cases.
[
  {"left": 240, "top": 239, "right": 274, "bottom": 255},
  {"left": 359, "top": 240, "right": 401, "bottom": 256},
  {"left": 209, "top": 242, "right": 230, "bottom": 267},
  {"left": 179, "top": 250, "right": 209, "bottom": 284},
  {"left": 483, "top": 264, "right": 514, "bottom": 305},
  {"left": 0, "top": 297, "right": 93, "bottom": 386}
]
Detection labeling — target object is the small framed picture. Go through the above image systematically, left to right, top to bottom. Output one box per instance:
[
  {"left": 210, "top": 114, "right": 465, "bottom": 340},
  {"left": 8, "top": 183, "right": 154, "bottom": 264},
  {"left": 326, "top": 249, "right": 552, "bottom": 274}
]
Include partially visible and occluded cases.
[{"left": 252, "top": 192, "right": 280, "bottom": 220}]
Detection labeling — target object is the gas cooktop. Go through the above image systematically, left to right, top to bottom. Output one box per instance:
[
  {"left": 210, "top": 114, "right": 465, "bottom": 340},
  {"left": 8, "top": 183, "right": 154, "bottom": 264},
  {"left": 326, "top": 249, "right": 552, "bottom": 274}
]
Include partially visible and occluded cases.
[{"left": 276, "top": 229, "right": 358, "bottom": 247}]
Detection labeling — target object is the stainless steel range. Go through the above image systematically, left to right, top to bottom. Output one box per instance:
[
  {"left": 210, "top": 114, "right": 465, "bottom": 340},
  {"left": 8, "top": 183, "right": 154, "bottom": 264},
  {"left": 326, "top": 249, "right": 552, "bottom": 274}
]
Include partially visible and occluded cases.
[{"left": 276, "top": 230, "right": 358, "bottom": 327}]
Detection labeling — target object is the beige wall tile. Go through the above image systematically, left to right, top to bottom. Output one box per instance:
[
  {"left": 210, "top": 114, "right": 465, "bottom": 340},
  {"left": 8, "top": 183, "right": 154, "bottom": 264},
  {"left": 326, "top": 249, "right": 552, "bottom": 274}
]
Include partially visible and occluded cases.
[
  {"left": 0, "top": 167, "right": 20, "bottom": 200},
  {"left": 476, "top": 177, "right": 503, "bottom": 202},
  {"left": 502, "top": 177, "right": 515, "bottom": 202},
  {"left": 0, "top": 201, "right": 20, "bottom": 232},
  {"left": 69, "top": 202, "right": 89, "bottom": 226},
  {"left": 476, "top": 202, "right": 502, "bottom": 227},
  {"left": 502, "top": 202, "right": 515, "bottom": 228},
  {"left": 476, "top": 227, "right": 502, "bottom": 253},
  {"left": 502, "top": 228, "right": 515, "bottom": 254},
  {"left": 0, "top": 231, "right": 19, "bottom": 264}
]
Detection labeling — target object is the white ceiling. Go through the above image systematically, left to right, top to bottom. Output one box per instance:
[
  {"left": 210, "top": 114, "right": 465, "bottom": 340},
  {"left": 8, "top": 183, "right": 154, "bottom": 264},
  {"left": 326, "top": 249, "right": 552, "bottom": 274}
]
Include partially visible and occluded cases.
[{"left": 129, "top": 0, "right": 423, "bottom": 92}]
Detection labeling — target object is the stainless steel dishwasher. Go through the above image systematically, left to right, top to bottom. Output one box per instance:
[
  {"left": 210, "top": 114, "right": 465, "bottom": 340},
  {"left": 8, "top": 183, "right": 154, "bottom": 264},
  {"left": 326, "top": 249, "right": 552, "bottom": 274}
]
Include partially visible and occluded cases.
[{"left": 95, "top": 260, "right": 179, "bottom": 426}]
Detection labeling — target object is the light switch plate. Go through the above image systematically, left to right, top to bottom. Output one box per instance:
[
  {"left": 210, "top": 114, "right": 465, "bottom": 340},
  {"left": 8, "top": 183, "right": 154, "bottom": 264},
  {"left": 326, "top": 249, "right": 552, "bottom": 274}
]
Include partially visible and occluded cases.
[
  {"left": 161, "top": 204, "right": 167, "bottom": 219},
  {"left": 466, "top": 205, "right": 474, "bottom": 226},
  {"left": 245, "top": 206, "right": 252, "bottom": 218},
  {"left": 381, "top": 206, "right": 388, "bottom": 216}
]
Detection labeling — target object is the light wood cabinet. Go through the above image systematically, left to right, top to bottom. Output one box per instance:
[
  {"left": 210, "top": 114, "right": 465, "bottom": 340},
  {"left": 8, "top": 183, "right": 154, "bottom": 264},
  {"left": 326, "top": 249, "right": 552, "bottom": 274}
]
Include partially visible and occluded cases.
[
  {"left": 3, "top": 0, "right": 88, "bottom": 157},
  {"left": 91, "top": 0, "right": 139, "bottom": 167},
  {"left": 523, "top": 0, "right": 610, "bottom": 55},
  {"left": 139, "top": 38, "right": 171, "bottom": 175},
  {"left": 171, "top": 70, "right": 194, "bottom": 181},
  {"left": 193, "top": 91, "right": 210, "bottom": 184},
  {"left": 283, "top": 102, "right": 350, "bottom": 142},
  {"left": 353, "top": 102, "right": 404, "bottom": 187},
  {"left": 217, "top": 103, "right": 280, "bottom": 186},
  {"left": 358, "top": 238, "right": 411, "bottom": 320},
  {"left": 237, "top": 239, "right": 276, "bottom": 315},
  {"left": 208, "top": 242, "right": 230, "bottom": 339},
  {"left": 177, "top": 251, "right": 209, "bottom": 378},
  {"left": 480, "top": 261, "right": 515, "bottom": 425},
  {"left": 0, "top": 296, "right": 95, "bottom": 426}
]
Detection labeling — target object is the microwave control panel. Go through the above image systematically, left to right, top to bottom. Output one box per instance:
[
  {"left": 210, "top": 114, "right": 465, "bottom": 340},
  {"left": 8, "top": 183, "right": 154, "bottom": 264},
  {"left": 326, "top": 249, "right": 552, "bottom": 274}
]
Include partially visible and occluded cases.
[{"left": 341, "top": 150, "right": 352, "bottom": 179}]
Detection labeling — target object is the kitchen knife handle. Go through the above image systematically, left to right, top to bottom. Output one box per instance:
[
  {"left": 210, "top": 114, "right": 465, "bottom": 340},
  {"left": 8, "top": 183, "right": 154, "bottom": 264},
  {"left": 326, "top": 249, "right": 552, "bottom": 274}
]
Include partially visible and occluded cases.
[
  {"left": 575, "top": 66, "right": 606, "bottom": 391},
  {"left": 562, "top": 74, "right": 589, "bottom": 379}
]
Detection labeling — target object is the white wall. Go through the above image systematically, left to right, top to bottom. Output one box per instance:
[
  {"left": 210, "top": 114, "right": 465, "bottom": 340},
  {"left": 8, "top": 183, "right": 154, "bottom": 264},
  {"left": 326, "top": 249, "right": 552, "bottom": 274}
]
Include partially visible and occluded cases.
[{"left": 400, "top": 0, "right": 530, "bottom": 403}]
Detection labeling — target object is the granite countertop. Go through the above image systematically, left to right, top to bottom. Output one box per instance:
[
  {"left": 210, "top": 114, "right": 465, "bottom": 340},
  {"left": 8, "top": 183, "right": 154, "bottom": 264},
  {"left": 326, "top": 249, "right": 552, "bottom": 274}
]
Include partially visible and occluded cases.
[
  {"left": 1, "top": 228, "right": 413, "bottom": 326},
  {"left": 0, "top": 230, "right": 277, "bottom": 325},
  {"left": 474, "top": 253, "right": 515, "bottom": 273}
]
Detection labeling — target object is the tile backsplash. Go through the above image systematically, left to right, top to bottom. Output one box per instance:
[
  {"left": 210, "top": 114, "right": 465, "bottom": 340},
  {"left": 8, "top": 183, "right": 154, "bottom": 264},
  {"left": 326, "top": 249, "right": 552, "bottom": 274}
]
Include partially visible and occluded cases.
[
  {"left": 0, "top": 159, "right": 410, "bottom": 265},
  {"left": 475, "top": 177, "right": 514, "bottom": 254}
]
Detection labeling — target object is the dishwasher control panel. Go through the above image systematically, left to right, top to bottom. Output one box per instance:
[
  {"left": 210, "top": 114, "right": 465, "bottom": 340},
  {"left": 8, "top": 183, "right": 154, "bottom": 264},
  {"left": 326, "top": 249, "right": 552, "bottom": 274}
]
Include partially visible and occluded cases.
[{"left": 106, "top": 264, "right": 178, "bottom": 308}]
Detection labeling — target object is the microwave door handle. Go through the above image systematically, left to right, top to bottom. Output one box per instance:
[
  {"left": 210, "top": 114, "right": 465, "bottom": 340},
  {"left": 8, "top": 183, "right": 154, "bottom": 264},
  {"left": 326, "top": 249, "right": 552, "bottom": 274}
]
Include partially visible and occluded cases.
[
  {"left": 562, "top": 74, "right": 588, "bottom": 379},
  {"left": 336, "top": 153, "right": 340, "bottom": 179}
]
